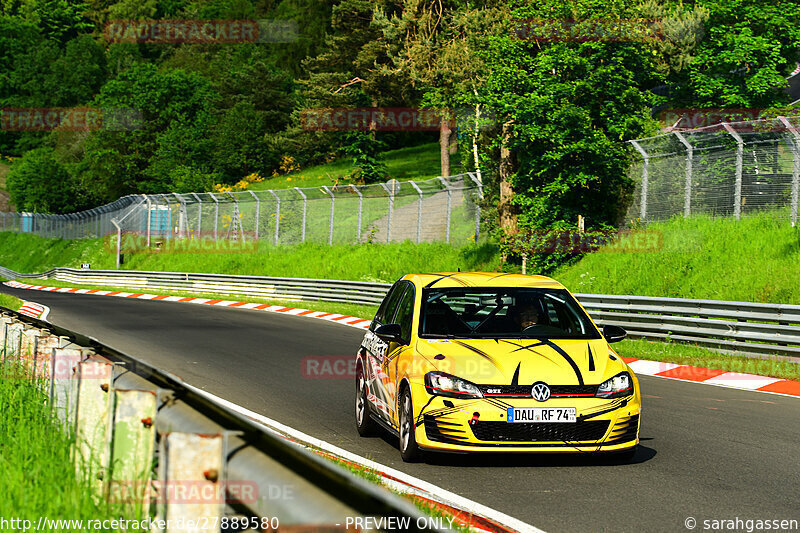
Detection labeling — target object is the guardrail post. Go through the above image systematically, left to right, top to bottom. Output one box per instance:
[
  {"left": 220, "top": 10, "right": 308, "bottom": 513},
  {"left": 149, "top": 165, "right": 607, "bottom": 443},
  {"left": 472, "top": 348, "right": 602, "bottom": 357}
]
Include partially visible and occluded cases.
[
  {"left": 779, "top": 116, "right": 800, "bottom": 226},
  {"left": 723, "top": 124, "right": 744, "bottom": 219},
  {"left": 674, "top": 132, "right": 694, "bottom": 217},
  {"left": 629, "top": 140, "right": 650, "bottom": 222},
  {"left": 468, "top": 172, "right": 483, "bottom": 241},
  {"left": 437, "top": 177, "right": 452, "bottom": 243},
  {"left": 408, "top": 180, "right": 423, "bottom": 244},
  {"left": 380, "top": 182, "right": 395, "bottom": 243},
  {"left": 350, "top": 184, "right": 363, "bottom": 243},
  {"left": 322, "top": 186, "right": 335, "bottom": 245},
  {"left": 294, "top": 187, "right": 307, "bottom": 243},
  {"left": 268, "top": 190, "right": 280, "bottom": 245},
  {"left": 248, "top": 191, "right": 260, "bottom": 240},
  {"left": 51, "top": 347, "right": 91, "bottom": 429},
  {"left": 74, "top": 358, "right": 114, "bottom": 490},
  {"left": 108, "top": 388, "right": 158, "bottom": 517},
  {"left": 155, "top": 432, "right": 225, "bottom": 533}
]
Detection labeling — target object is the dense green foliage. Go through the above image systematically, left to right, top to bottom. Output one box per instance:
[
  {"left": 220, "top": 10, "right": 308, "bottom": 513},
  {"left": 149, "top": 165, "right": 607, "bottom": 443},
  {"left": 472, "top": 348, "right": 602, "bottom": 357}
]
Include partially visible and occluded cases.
[{"left": 1, "top": 0, "right": 798, "bottom": 275}]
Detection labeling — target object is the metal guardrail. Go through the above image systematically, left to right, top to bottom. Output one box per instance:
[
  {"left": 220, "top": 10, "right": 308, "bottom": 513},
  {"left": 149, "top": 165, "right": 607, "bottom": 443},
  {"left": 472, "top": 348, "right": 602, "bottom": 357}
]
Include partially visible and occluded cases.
[
  {"left": 3, "top": 266, "right": 800, "bottom": 358},
  {"left": 0, "top": 305, "right": 445, "bottom": 531}
]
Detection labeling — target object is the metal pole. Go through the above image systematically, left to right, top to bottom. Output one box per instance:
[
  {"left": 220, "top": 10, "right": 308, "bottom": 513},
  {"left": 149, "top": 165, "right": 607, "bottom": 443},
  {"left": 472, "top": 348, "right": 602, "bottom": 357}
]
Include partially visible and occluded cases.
[
  {"left": 779, "top": 116, "right": 800, "bottom": 226},
  {"left": 723, "top": 123, "right": 744, "bottom": 219},
  {"left": 674, "top": 132, "right": 694, "bottom": 217},
  {"left": 630, "top": 140, "right": 650, "bottom": 222},
  {"left": 468, "top": 172, "right": 483, "bottom": 242},
  {"left": 437, "top": 177, "right": 452, "bottom": 243},
  {"left": 409, "top": 180, "right": 423, "bottom": 244},
  {"left": 380, "top": 183, "right": 394, "bottom": 243},
  {"left": 350, "top": 185, "right": 363, "bottom": 243},
  {"left": 322, "top": 186, "right": 335, "bottom": 245},
  {"left": 294, "top": 187, "right": 307, "bottom": 243},
  {"left": 268, "top": 190, "right": 280, "bottom": 245},
  {"left": 248, "top": 191, "right": 260, "bottom": 240},
  {"left": 173, "top": 193, "right": 187, "bottom": 238},
  {"left": 190, "top": 193, "right": 202, "bottom": 238},
  {"left": 210, "top": 193, "right": 219, "bottom": 241},
  {"left": 160, "top": 194, "right": 171, "bottom": 241},
  {"left": 144, "top": 196, "right": 152, "bottom": 246},
  {"left": 111, "top": 218, "right": 121, "bottom": 268}
]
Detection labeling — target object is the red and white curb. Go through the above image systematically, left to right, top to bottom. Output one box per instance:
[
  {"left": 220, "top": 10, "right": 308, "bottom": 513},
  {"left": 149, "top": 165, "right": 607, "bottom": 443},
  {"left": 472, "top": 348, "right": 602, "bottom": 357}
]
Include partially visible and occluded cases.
[
  {"left": 4, "top": 280, "right": 371, "bottom": 330},
  {"left": 6, "top": 280, "right": 800, "bottom": 400},
  {"left": 18, "top": 300, "right": 49, "bottom": 321},
  {"left": 621, "top": 357, "right": 800, "bottom": 399},
  {"left": 186, "top": 383, "right": 545, "bottom": 533}
]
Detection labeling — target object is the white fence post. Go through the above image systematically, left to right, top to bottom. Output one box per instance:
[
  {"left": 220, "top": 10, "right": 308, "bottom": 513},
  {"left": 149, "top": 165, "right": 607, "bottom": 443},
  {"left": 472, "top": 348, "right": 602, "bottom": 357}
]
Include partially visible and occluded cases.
[
  {"left": 779, "top": 116, "right": 800, "bottom": 227},
  {"left": 723, "top": 123, "right": 744, "bottom": 220},
  {"left": 674, "top": 132, "right": 694, "bottom": 217},
  {"left": 630, "top": 140, "right": 650, "bottom": 222},
  {"left": 437, "top": 177, "right": 452, "bottom": 243},
  {"left": 408, "top": 180, "right": 423, "bottom": 244},
  {"left": 380, "top": 182, "right": 394, "bottom": 243},
  {"left": 350, "top": 184, "right": 363, "bottom": 243},
  {"left": 322, "top": 186, "right": 335, "bottom": 245},
  {"left": 294, "top": 187, "right": 307, "bottom": 243},
  {"left": 269, "top": 190, "right": 280, "bottom": 245},
  {"left": 248, "top": 191, "right": 260, "bottom": 240}
]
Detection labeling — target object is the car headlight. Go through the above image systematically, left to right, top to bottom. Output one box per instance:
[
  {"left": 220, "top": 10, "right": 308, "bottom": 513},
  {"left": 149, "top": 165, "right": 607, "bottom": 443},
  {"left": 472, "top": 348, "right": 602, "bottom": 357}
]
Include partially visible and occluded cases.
[
  {"left": 424, "top": 371, "right": 484, "bottom": 399},
  {"left": 596, "top": 372, "right": 633, "bottom": 399}
]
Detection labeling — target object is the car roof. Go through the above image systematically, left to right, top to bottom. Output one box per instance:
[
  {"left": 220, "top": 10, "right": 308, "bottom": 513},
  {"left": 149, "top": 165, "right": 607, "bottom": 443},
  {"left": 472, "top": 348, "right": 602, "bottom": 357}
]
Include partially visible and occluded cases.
[{"left": 402, "top": 272, "right": 566, "bottom": 289}]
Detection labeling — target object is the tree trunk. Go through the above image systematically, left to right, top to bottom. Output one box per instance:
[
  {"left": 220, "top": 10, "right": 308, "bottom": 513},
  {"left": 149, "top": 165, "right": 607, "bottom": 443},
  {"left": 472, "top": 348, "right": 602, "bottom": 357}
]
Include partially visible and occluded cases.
[
  {"left": 440, "top": 117, "right": 451, "bottom": 177},
  {"left": 499, "top": 120, "right": 517, "bottom": 239}
]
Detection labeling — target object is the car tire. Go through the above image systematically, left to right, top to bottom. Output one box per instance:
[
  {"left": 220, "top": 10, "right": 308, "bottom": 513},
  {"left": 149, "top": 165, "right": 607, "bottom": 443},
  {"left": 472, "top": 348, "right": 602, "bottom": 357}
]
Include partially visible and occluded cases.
[
  {"left": 355, "top": 363, "right": 378, "bottom": 437},
  {"left": 399, "top": 388, "right": 423, "bottom": 462}
]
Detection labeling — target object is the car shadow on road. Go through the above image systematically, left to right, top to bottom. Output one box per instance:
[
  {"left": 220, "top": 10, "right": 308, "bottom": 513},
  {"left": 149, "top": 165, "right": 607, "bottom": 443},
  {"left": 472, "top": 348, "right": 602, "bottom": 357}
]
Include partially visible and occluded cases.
[{"left": 420, "top": 438, "right": 657, "bottom": 468}]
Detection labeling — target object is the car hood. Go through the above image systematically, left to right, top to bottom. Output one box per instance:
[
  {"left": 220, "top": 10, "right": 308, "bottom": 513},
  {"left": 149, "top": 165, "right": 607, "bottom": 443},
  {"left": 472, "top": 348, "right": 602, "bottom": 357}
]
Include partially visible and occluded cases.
[{"left": 415, "top": 337, "right": 620, "bottom": 386}]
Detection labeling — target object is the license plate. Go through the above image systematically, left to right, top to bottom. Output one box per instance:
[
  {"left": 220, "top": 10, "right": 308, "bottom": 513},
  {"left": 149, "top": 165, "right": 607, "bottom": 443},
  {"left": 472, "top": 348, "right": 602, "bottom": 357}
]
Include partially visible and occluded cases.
[{"left": 507, "top": 407, "right": 576, "bottom": 423}]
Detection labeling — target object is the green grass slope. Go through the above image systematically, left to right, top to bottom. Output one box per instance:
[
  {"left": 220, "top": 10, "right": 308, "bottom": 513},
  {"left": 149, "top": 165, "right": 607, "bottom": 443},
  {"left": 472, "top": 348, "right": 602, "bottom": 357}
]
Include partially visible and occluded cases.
[{"left": 554, "top": 211, "right": 800, "bottom": 304}]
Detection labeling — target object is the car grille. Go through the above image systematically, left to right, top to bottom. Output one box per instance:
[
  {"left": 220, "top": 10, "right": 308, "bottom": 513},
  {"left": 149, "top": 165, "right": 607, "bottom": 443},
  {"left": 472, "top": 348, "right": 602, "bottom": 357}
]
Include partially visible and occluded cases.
[
  {"left": 477, "top": 384, "right": 598, "bottom": 398},
  {"left": 470, "top": 420, "right": 610, "bottom": 442}
]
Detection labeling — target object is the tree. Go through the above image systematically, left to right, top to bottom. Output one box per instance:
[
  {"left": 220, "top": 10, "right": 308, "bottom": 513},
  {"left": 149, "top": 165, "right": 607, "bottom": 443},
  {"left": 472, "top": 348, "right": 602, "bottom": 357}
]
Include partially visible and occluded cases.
[
  {"left": 477, "top": 0, "right": 661, "bottom": 271},
  {"left": 79, "top": 63, "right": 218, "bottom": 200},
  {"left": 6, "top": 146, "right": 83, "bottom": 213}
]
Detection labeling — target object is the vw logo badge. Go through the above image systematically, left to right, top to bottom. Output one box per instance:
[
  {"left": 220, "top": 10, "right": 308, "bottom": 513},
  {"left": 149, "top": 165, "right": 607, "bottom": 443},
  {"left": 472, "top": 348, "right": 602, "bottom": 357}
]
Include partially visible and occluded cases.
[{"left": 532, "top": 382, "right": 551, "bottom": 402}]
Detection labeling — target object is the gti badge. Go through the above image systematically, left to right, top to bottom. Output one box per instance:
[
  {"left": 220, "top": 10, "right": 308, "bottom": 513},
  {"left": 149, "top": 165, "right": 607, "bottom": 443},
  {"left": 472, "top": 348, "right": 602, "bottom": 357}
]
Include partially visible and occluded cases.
[{"left": 532, "top": 382, "right": 551, "bottom": 402}]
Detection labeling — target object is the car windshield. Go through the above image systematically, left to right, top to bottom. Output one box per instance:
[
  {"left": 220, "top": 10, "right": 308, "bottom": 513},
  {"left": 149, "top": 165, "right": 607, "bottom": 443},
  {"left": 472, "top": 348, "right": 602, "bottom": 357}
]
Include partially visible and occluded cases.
[{"left": 419, "top": 287, "right": 600, "bottom": 340}]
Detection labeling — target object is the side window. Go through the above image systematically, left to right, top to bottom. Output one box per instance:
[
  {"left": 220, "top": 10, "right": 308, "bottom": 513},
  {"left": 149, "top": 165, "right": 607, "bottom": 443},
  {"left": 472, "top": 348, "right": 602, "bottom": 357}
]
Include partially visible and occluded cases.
[
  {"left": 371, "top": 282, "right": 405, "bottom": 331},
  {"left": 392, "top": 285, "right": 416, "bottom": 342}
]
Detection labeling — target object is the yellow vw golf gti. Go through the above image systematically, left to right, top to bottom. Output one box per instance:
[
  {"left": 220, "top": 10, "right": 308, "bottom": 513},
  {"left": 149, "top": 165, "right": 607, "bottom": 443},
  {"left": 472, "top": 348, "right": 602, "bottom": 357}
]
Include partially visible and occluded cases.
[{"left": 354, "top": 273, "right": 641, "bottom": 462}]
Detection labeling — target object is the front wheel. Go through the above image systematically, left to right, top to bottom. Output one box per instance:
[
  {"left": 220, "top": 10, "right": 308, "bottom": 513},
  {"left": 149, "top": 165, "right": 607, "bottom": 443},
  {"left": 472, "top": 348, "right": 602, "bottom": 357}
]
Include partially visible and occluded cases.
[
  {"left": 355, "top": 364, "right": 378, "bottom": 437},
  {"left": 399, "top": 388, "right": 423, "bottom": 462}
]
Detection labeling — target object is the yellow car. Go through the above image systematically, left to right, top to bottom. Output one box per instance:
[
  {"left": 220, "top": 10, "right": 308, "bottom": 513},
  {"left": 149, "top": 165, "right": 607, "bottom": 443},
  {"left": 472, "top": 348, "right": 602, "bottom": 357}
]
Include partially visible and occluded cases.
[{"left": 354, "top": 272, "right": 641, "bottom": 462}]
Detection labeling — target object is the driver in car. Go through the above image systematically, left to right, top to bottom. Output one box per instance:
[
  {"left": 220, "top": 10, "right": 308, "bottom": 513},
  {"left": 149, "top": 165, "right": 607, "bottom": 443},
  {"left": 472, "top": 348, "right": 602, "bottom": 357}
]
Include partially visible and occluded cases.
[{"left": 514, "top": 303, "right": 540, "bottom": 331}]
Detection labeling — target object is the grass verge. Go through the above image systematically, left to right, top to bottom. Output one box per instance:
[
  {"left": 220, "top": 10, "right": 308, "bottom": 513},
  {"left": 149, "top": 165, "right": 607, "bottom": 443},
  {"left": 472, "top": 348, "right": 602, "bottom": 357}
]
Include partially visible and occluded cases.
[
  {"left": 555, "top": 210, "right": 800, "bottom": 304},
  {"left": 0, "top": 232, "right": 501, "bottom": 283},
  {"left": 0, "top": 290, "right": 22, "bottom": 310},
  {"left": 614, "top": 338, "right": 799, "bottom": 381},
  {"left": 0, "top": 361, "right": 129, "bottom": 525}
]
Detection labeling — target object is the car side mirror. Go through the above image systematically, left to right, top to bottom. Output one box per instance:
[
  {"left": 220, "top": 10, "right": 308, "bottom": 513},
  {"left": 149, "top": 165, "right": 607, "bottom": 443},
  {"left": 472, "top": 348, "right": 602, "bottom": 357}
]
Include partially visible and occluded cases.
[
  {"left": 375, "top": 323, "right": 405, "bottom": 345},
  {"left": 603, "top": 324, "right": 627, "bottom": 344}
]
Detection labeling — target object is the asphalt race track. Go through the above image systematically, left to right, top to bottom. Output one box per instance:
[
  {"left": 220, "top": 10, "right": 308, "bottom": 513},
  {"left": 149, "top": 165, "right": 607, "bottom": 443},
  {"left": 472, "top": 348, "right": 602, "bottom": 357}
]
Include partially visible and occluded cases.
[{"left": 3, "top": 285, "right": 797, "bottom": 533}]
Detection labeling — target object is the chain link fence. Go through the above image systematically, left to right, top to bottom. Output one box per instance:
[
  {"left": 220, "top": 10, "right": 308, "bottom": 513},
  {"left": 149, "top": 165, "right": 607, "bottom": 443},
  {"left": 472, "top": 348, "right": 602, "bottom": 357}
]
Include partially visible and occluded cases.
[
  {"left": 627, "top": 115, "right": 800, "bottom": 226},
  {"left": 0, "top": 173, "right": 484, "bottom": 247}
]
